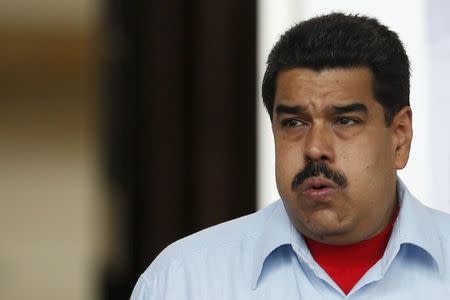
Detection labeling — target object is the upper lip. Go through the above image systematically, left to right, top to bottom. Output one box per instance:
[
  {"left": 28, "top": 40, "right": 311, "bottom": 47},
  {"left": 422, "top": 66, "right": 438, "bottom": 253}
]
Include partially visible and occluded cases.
[{"left": 302, "top": 177, "right": 337, "bottom": 191}]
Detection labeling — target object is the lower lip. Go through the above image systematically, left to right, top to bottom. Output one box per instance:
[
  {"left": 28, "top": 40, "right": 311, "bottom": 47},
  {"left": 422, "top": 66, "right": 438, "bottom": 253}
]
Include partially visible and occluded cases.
[{"left": 303, "top": 187, "right": 335, "bottom": 200}]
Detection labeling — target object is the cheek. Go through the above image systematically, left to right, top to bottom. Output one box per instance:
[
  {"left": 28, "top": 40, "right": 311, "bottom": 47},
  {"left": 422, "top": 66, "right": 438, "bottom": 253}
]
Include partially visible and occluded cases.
[
  {"left": 339, "top": 135, "right": 395, "bottom": 190},
  {"left": 275, "top": 140, "right": 304, "bottom": 193}
]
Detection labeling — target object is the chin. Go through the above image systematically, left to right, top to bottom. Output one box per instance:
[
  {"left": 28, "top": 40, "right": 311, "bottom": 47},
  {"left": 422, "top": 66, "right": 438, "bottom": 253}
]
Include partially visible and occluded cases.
[
  {"left": 302, "top": 211, "right": 352, "bottom": 239},
  {"left": 310, "top": 226, "right": 349, "bottom": 239}
]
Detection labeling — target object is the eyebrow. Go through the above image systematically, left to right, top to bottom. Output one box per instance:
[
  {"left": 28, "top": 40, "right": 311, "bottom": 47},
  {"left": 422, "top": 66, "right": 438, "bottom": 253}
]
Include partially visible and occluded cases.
[
  {"left": 275, "top": 102, "right": 368, "bottom": 115},
  {"left": 329, "top": 103, "right": 368, "bottom": 114},
  {"left": 275, "top": 104, "right": 307, "bottom": 115}
]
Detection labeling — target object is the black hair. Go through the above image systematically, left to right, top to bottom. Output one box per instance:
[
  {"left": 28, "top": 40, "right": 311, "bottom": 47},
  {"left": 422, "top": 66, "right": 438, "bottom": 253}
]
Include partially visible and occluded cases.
[{"left": 262, "top": 12, "right": 410, "bottom": 126}]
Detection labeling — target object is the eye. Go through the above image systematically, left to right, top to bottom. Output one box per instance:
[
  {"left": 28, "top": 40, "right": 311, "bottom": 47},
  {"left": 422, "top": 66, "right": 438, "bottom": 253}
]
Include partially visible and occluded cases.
[
  {"left": 334, "top": 117, "right": 359, "bottom": 126},
  {"left": 281, "top": 119, "right": 305, "bottom": 128}
]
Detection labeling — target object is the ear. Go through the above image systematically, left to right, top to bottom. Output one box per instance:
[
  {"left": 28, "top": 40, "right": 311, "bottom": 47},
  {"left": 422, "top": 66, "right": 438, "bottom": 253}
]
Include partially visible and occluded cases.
[{"left": 391, "top": 106, "right": 413, "bottom": 170}]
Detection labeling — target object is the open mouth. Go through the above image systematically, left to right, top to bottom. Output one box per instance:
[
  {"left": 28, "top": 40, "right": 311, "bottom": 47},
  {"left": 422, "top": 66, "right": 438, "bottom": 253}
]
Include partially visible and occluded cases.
[
  {"left": 302, "top": 177, "right": 336, "bottom": 199},
  {"left": 303, "top": 177, "right": 334, "bottom": 190},
  {"left": 310, "top": 184, "right": 329, "bottom": 190}
]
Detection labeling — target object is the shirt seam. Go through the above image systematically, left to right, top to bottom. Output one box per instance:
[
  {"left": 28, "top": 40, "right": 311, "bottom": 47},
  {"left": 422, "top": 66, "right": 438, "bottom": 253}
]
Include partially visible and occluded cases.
[
  {"left": 144, "top": 255, "right": 184, "bottom": 287},
  {"left": 140, "top": 274, "right": 151, "bottom": 295}
]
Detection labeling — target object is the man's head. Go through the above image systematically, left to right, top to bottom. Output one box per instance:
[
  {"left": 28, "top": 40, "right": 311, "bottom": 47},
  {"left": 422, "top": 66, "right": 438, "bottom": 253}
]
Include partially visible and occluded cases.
[
  {"left": 263, "top": 13, "right": 410, "bottom": 125},
  {"left": 264, "top": 13, "right": 413, "bottom": 245}
]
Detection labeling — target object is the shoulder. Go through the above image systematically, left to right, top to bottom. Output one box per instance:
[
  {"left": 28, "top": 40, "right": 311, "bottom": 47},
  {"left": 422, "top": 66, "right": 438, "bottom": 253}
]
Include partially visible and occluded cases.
[
  {"left": 133, "top": 200, "right": 282, "bottom": 296},
  {"left": 150, "top": 200, "right": 279, "bottom": 267},
  {"left": 423, "top": 206, "right": 450, "bottom": 280},
  {"left": 425, "top": 206, "right": 450, "bottom": 241}
]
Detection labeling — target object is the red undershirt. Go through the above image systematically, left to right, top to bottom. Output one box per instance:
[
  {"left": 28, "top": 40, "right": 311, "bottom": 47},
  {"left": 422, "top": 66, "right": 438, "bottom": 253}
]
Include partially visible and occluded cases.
[{"left": 304, "top": 204, "right": 399, "bottom": 295}]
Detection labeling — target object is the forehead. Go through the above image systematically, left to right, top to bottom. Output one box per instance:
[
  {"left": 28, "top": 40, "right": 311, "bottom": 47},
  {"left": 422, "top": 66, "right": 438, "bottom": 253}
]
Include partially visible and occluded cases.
[{"left": 274, "top": 67, "right": 377, "bottom": 111}]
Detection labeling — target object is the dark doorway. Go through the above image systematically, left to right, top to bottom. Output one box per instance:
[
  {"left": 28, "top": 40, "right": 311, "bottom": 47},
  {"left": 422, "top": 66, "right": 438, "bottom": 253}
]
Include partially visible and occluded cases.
[{"left": 102, "top": 1, "right": 257, "bottom": 298}]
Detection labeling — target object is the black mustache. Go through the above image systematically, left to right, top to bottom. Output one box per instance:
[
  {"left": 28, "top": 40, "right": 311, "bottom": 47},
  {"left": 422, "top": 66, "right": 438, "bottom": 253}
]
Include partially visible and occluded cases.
[{"left": 291, "top": 161, "right": 347, "bottom": 190}]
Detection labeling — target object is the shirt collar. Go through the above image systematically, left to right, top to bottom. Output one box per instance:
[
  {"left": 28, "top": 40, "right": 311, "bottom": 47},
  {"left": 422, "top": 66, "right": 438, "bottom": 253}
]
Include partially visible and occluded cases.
[
  {"left": 251, "top": 177, "right": 445, "bottom": 289},
  {"left": 383, "top": 177, "right": 444, "bottom": 273},
  {"left": 250, "top": 200, "right": 292, "bottom": 289}
]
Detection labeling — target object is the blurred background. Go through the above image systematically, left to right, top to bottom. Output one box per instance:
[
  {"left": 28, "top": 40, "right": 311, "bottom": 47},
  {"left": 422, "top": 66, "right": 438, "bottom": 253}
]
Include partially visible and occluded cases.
[{"left": 1, "top": 0, "right": 449, "bottom": 299}]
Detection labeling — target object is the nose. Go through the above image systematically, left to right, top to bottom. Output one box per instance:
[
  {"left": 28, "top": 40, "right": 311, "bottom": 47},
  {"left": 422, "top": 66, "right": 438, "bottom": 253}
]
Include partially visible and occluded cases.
[{"left": 303, "top": 124, "right": 334, "bottom": 163}]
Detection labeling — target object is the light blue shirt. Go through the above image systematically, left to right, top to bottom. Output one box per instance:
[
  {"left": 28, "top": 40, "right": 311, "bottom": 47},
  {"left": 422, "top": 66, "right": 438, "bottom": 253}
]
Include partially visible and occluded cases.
[{"left": 131, "top": 179, "right": 450, "bottom": 299}]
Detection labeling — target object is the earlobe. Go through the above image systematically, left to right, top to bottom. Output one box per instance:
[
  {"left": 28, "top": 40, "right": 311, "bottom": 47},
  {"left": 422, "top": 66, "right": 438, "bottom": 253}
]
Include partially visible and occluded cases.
[{"left": 392, "top": 106, "right": 413, "bottom": 169}]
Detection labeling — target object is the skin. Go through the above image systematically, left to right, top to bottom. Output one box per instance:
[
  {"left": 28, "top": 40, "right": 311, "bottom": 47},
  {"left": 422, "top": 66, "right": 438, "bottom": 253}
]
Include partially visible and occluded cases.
[{"left": 272, "top": 67, "right": 413, "bottom": 245}]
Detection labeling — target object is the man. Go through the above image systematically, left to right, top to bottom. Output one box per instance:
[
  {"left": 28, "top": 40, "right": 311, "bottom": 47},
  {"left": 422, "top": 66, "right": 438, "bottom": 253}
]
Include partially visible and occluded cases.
[{"left": 131, "top": 13, "right": 450, "bottom": 299}]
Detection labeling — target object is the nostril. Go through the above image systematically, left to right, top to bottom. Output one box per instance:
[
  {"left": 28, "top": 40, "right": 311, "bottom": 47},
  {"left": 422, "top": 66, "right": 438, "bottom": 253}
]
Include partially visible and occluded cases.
[{"left": 320, "top": 155, "right": 329, "bottom": 161}]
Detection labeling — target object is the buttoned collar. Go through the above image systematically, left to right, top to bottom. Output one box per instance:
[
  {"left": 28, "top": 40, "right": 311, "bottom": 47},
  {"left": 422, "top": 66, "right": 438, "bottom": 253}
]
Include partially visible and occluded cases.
[{"left": 251, "top": 177, "right": 445, "bottom": 289}]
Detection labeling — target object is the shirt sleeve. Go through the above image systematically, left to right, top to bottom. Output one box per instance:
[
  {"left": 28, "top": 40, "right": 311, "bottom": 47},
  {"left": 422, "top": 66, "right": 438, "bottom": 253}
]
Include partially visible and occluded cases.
[{"left": 130, "top": 276, "right": 151, "bottom": 300}]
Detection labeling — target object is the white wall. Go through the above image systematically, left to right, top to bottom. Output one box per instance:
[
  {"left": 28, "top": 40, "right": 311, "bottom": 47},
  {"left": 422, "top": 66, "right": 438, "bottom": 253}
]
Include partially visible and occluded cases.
[
  {"left": 257, "top": 0, "right": 449, "bottom": 212},
  {"left": 257, "top": 0, "right": 303, "bottom": 209},
  {"left": 426, "top": 0, "right": 450, "bottom": 213}
]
